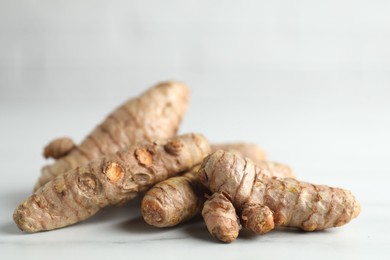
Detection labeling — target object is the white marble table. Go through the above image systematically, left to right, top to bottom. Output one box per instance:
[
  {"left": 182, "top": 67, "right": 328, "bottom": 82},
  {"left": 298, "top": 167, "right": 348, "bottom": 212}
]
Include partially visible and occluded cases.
[{"left": 1, "top": 198, "right": 386, "bottom": 260}]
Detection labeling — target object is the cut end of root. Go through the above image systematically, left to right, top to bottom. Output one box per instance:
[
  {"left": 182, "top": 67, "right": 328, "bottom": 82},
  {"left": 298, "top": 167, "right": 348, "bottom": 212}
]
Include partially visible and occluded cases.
[
  {"left": 164, "top": 139, "right": 184, "bottom": 155},
  {"left": 135, "top": 149, "right": 153, "bottom": 167},
  {"left": 104, "top": 162, "right": 125, "bottom": 183},
  {"left": 141, "top": 198, "right": 167, "bottom": 227},
  {"left": 241, "top": 204, "right": 275, "bottom": 235},
  {"left": 13, "top": 205, "right": 36, "bottom": 233},
  {"left": 211, "top": 226, "right": 239, "bottom": 243}
]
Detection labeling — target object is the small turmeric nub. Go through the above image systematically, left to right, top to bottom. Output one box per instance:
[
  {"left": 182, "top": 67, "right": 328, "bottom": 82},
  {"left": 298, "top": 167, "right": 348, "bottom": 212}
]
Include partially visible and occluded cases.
[
  {"left": 43, "top": 137, "right": 76, "bottom": 159},
  {"left": 164, "top": 139, "right": 185, "bottom": 155},
  {"left": 211, "top": 143, "right": 267, "bottom": 163},
  {"left": 135, "top": 149, "right": 153, "bottom": 167},
  {"left": 104, "top": 162, "right": 124, "bottom": 183},
  {"left": 202, "top": 192, "right": 240, "bottom": 243},
  {"left": 241, "top": 204, "right": 274, "bottom": 234}
]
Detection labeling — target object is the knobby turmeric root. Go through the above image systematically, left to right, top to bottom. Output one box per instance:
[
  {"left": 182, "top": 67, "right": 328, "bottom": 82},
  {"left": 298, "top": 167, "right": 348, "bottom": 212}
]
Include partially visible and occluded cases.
[
  {"left": 35, "top": 81, "right": 190, "bottom": 191},
  {"left": 14, "top": 133, "right": 210, "bottom": 232},
  {"left": 141, "top": 143, "right": 295, "bottom": 228},
  {"left": 199, "top": 150, "right": 361, "bottom": 242},
  {"left": 202, "top": 192, "right": 240, "bottom": 243}
]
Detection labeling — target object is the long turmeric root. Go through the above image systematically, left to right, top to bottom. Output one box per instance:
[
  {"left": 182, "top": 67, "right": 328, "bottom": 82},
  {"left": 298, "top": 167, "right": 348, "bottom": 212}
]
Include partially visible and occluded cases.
[
  {"left": 35, "top": 81, "right": 190, "bottom": 190},
  {"left": 14, "top": 133, "right": 210, "bottom": 232},
  {"left": 142, "top": 143, "right": 294, "bottom": 227},
  {"left": 199, "top": 150, "right": 361, "bottom": 242}
]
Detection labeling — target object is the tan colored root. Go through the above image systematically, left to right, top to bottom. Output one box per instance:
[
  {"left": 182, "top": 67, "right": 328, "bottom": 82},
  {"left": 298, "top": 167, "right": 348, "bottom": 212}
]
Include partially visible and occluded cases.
[
  {"left": 35, "top": 81, "right": 190, "bottom": 190},
  {"left": 14, "top": 133, "right": 210, "bottom": 232},
  {"left": 43, "top": 137, "right": 76, "bottom": 159},
  {"left": 212, "top": 142, "right": 295, "bottom": 179},
  {"left": 141, "top": 143, "right": 294, "bottom": 228},
  {"left": 211, "top": 143, "right": 266, "bottom": 163},
  {"left": 198, "top": 150, "right": 361, "bottom": 242},
  {"left": 256, "top": 160, "right": 296, "bottom": 179},
  {"left": 141, "top": 165, "right": 206, "bottom": 227},
  {"left": 202, "top": 192, "right": 240, "bottom": 243},
  {"left": 240, "top": 204, "right": 274, "bottom": 234}
]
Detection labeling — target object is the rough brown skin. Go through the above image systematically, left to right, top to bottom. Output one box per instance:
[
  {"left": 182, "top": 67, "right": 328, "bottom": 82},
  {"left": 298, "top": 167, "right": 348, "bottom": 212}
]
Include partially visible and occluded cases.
[
  {"left": 35, "top": 81, "right": 190, "bottom": 191},
  {"left": 14, "top": 133, "right": 210, "bottom": 232},
  {"left": 43, "top": 137, "right": 76, "bottom": 159},
  {"left": 141, "top": 143, "right": 294, "bottom": 228},
  {"left": 210, "top": 143, "right": 266, "bottom": 164},
  {"left": 199, "top": 150, "right": 361, "bottom": 242},
  {"left": 256, "top": 160, "right": 295, "bottom": 179},
  {"left": 141, "top": 165, "right": 206, "bottom": 227},
  {"left": 202, "top": 192, "right": 240, "bottom": 243}
]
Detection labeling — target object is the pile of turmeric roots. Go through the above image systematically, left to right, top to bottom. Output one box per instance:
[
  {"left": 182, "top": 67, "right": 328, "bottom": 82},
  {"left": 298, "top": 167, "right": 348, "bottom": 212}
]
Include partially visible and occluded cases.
[{"left": 13, "top": 81, "right": 360, "bottom": 243}]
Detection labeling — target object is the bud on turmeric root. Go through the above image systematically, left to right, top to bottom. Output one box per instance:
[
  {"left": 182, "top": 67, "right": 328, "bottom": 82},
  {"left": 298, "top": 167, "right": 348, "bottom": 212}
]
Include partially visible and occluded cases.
[
  {"left": 35, "top": 81, "right": 190, "bottom": 191},
  {"left": 14, "top": 133, "right": 210, "bottom": 232},
  {"left": 43, "top": 137, "right": 76, "bottom": 159},
  {"left": 141, "top": 143, "right": 295, "bottom": 228},
  {"left": 210, "top": 143, "right": 267, "bottom": 164},
  {"left": 199, "top": 150, "right": 361, "bottom": 242},
  {"left": 202, "top": 192, "right": 240, "bottom": 243}
]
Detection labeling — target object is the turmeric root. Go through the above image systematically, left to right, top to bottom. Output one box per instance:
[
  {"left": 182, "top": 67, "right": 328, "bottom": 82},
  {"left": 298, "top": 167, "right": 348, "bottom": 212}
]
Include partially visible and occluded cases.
[
  {"left": 35, "top": 81, "right": 190, "bottom": 190},
  {"left": 14, "top": 133, "right": 210, "bottom": 232},
  {"left": 43, "top": 137, "right": 76, "bottom": 159},
  {"left": 141, "top": 143, "right": 294, "bottom": 228},
  {"left": 211, "top": 143, "right": 266, "bottom": 164},
  {"left": 199, "top": 150, "right": 361, "bottom": 242},
  {"left": 255, "top": 160, "right": 295, "bottom": 179},
  {"left": 141, "top": 165, "right": 206, "bottom": 227},
  {"left": 202, "top": 192, "right": 240, "bottom": 243}
]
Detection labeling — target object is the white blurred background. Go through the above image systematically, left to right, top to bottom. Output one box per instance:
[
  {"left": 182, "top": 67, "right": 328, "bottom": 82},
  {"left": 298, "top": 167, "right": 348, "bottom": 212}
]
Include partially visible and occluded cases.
[
  {"left": 0, "top": 0, "right": 389, "bottom": 218},
  {"left": 1, "top": 1, "right": 390, "bottom": 258}
]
